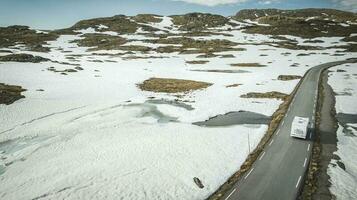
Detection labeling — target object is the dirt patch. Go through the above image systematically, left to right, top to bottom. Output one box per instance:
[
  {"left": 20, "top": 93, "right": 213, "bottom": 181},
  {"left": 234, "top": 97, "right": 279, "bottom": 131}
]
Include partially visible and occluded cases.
[
  {"left": 71, "top": 33, "right": 127, "bottom": 51},
  {"left": 145, "top": 37, "right": 244, "bottom": 54},
  {"left": 303, "top": 40, "right": 324, "bottom": 43},
  {"left": 118, "top": 45, "right": 152, "bottom": 52},
  {"left": 196, "top": 53, "right": 220, "bottom": 58},
  {"left": 0, "top": 54, "right": 50, "bottom": 63},
  {"left": 219, "top": 54, "right": 235, "bottom": 58},
  {"left": 123, "top": 55, "right": 169, "bottom": 60},
  {"left": 186, "top": 60, "right": 209, "bottom": 64},
  {"left": 230, "top": 63, "right": 266, "bottom": 67},
  {"left": 47, "top": 67, "right": 78, "bottom": 74},
  {"left": 191, "top": 69, "right": 250, "bottom": 73},
  {"left": 278, "top": 75, "right": 302, "bottom": 81},
  {"left": 137, "top": 78, "right": 212, "bottom": 93},
  {"left": 0, "top": 83, "right": 26, "bottom": 105},
  {"left": 226, "top": 84, "right": 242, "bottom": 88},
  {"left": 241, "top": 91, "right": 288, "bottom": 100}
]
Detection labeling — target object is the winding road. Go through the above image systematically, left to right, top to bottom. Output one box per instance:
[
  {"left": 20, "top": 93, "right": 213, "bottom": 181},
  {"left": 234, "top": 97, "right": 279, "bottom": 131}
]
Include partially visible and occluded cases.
[{"left": 223, "top": 58, "right": 357, "bottom": 200}]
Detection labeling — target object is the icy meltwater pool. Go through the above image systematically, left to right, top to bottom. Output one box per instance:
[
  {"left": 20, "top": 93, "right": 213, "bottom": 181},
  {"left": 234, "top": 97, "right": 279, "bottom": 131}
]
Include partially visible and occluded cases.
[{"left": 193, "top": 110, "right": 271, "bottom": 127}]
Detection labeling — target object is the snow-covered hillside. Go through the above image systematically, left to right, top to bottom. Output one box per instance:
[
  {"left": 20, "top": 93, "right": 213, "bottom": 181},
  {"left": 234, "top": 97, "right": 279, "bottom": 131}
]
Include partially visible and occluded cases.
[{"left": 0, "top": 11, "right": 357, "bottom": 199}]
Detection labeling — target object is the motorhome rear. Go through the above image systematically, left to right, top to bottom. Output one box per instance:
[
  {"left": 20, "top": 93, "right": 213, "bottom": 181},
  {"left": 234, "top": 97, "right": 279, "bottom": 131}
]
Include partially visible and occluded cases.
[{"left": 291, "top": 116, "right": 309, "bottom": 139}]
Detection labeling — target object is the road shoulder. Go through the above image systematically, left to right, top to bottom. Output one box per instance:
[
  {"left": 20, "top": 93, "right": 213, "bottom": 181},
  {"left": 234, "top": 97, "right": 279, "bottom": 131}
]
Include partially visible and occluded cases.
[{"left": 300, "top": 69, "right": 337, "bottom": 200}]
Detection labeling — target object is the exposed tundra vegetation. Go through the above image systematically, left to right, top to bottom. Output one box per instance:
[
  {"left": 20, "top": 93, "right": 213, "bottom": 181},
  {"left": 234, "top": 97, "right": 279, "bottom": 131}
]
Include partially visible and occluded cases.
[
  {"left": 0, "top": 7, "right": 356, "bottom": 200},
  {"left": 0, "top": 25, "right": 58, "bottom": 52},
  {"left": 0, "top": 54, "right": 50, "bottom": 63},
  {"left": 230, "top": 63, "right": 266, "bottom": 67},
  {"left": 277, "top": 75, "right": 302, "bottom": 80},
  {"left": 138, "top": 78, "right": 212, "bottom": 93},
  {"left": 0, "top": 83, "right": 26, "bottom": 105},
  {"left": 241, "top": 91, "right": 288, "bottom": 100}
]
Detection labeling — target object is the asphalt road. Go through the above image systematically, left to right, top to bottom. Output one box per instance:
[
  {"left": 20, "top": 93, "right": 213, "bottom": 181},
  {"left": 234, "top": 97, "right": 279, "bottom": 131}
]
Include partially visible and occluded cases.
[{"left": 223, "top": 58, "right": 357, "bottom": 200}]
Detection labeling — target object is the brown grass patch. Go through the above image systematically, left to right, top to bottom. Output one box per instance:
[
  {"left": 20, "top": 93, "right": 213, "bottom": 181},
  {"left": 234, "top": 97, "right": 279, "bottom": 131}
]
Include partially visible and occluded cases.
[
  {"left": 0, "top": 54, "right": 50, "bottom": 63},
  {"left": 186, "top": 60, "right": 209, "bottom": 64},
  {"left": 230, "top": 63, "right": 266, "bottom": 67},
  {"left": 278, "top": 75, "right": 302, "bottom": 81},
  {"left": 138, "top": 78, "right": 212, "bottom": 93},
  {"left": 0, "top": 83, "right": 26, "bottom": 105},
  {"left": 226, "top": 84, "right": 242, "bottom": 88},
  {"left": 241, "top": 91, "right": 288, "bottom": 100}
]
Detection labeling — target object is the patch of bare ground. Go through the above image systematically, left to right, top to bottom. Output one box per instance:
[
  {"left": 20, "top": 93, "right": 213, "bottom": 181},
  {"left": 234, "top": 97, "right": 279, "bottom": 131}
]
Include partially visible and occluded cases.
[
  {"left": 241, "top": 12, "right": 357, "bottom": 38},
  {"left": 170, "top": 13, "right": 229, "bottom": 31},
  {"left": 132, "top": 14, "right": 163, "bottom": 23},
  {"left": 0, "top": 25, "right": 58, "bottom": 52},
  {"left": 71, "top": 33, "right": 127, "bottom": 51},
  {"left": 145, "top": 37, "right": 245, "bottom": 54},
  {"left": 303, "top": 39, "right": 324, "bottom": 43},
  {"left": 118, "top": 45, "right": 153, "bottom": 53},
  {"left": 196, "top": 53, "right": 220, "bottom": 58},
  {"left": 297, "top": 53, "right": 313, "bottom": 56},
  {"left": 0, "top": 54, "right": 50, "bottom": 63},
  {"left": 219, "top": 54, "right": 235, "bottom": 58},
  {"left": 122, "top": 55, "right": 169, "bottom": 60},
  {"left": 186, "top": 60, "right": 209, "bottom": 64},
  {"left": 230, "top": 63, "right": 266, "bottom": 67},
  {"left": 290, "top": 63, "right": 300, "bottom": 67},
  {"left": 47, "top": 67, "right": 79, "bottom": 74},
  {"left": 191, "top": 69, "right": 250, "bottom": 73},
  {"left": 278, "top": 75, "right": 302, "bottom": 81},
  {"left": 137, "top": 78, "right": 212, "bottom": 93},
  {"left": 0, "top": 83, "right": 26, "bottom": 105},
  {"left": 226, "top": 84, "right": 242, "bottom": 88},
  {"left": 241, "top": 91, "right": 288, "bottom": 100}
]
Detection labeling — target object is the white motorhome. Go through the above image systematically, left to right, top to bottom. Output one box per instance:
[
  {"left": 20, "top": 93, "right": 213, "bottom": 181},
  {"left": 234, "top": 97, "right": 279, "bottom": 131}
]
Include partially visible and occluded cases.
[{"left": 291, "top": 116, "right": 309, "bottom": 139}]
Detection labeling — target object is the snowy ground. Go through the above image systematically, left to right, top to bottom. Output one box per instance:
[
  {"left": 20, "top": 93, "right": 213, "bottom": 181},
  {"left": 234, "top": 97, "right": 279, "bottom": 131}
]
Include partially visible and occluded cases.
[
  {"left": 0, "top": 17, "right": 357, "bottom": 199},
  {"left": 327, "top": 64, "right": 357, "bottom": 200}
]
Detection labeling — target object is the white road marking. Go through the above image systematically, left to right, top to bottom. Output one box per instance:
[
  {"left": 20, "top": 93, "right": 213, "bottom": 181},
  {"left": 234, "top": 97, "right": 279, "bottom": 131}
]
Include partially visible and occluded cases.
[
  {"left": 312, "top": 115, "right": 314, "bottom": 121},
  {"left": 282, "top": 120, "right": 284, "bottom": 126},
  {"left": 309, "top": 132, "right": 312, "bottom": 139},
  {"left": 269, "top": 139, "right": 274, "bottom": 146},
  {"left": 307, "top": 144, "right": 311, "bottom": 151},
  {"left": 259, "top": 151, "right": 266, "bottom": 160},
  {"left": 303, "top": 157, "right": 308, "bottom": 167},
  {"left": 245, "top": 168, "right": 254, "bottom": 179},
  {"left": 296, "top": 176, "right": 302, "bottom": 188},
  {"left": 225, "top": 188, "right": 236, "bottom": 200}
]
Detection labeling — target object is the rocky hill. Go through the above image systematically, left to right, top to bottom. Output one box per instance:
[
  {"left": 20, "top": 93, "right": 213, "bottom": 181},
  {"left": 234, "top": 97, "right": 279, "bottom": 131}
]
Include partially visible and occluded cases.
[
  {"left": 1, "top": 8, "right": 356, "bottom": 54},
  {"left": 234, "top": 8, "right": 357, "bottom": 21},
  {"left": 234, "top": 8, "right": 357, "bottom": 39}
]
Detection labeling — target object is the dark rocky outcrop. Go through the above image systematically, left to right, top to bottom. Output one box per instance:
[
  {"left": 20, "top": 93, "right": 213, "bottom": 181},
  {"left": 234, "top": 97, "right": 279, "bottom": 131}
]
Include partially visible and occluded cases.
[
  {"left": 0, "top": 54, "right": 50, "bottom": 63},
  {"left": 0, "top": 83, "right": 26, "bottom": 105}
]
